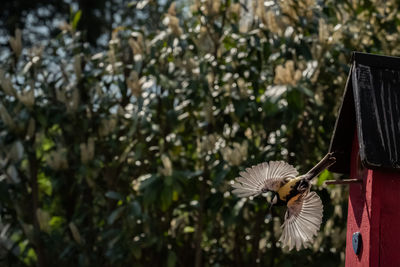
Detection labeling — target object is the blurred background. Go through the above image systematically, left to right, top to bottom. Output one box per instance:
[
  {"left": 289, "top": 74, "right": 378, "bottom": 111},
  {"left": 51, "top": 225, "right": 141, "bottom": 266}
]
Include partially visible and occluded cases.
[{"left": 0, "top": 0, "right": 399, "bottom": 266}]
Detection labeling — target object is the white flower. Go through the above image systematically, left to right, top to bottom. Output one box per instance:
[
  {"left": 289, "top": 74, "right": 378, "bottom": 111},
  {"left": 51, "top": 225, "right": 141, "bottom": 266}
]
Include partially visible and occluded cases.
[
  {"left": 273, "top": 61, "right": 302, "bottom": 86},
  {"left": 0, "top": 69, "right": 16, "bottom": 96},
  {"left": 126, "top": 71, "right": 142, "bottom": 97},
  {"left": 18, "top": 89, "right": 35, "bottom": 108},
  {"left": 0, "top": 103, "right": 15, "bottom": 129},
  {"left": 80, "top": 137, "right": 95, "bottom": 164},
  {"left": 221, "top": 141, "right": 248, "bottom": 166},
  {"left": 46, "top": 147, "right": 69, "bottom": 170},
  {"left": 160, "top": 154, "right": 173, "bottom": 176}
]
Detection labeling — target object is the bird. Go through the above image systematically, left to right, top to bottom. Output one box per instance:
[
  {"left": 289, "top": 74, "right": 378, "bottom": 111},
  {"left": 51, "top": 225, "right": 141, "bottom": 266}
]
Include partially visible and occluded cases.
[{"left": 231, "top": 153, "right": 336, "bottom": 251}]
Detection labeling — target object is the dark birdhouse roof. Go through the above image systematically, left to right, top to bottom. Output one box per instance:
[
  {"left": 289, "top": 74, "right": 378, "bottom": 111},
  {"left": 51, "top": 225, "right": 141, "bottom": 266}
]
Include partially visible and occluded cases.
[{"left": 329, "top": 52, "right": 400, "bottom": 174}]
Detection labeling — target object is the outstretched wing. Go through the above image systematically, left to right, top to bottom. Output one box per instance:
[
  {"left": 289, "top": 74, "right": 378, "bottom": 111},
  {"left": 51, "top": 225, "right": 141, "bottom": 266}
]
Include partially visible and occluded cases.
[
  {"left": 231, "top": 161, "right": 298, "bottom": 198},
  {"left": 279, "top": 191, "right": 323, "bottom": 251}
]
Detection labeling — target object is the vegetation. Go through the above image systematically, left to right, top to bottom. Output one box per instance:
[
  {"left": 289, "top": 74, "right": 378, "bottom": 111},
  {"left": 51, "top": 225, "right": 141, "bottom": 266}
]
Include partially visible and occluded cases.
[{"left": 1, "top": 0, "right": 400, "bottom": 266}]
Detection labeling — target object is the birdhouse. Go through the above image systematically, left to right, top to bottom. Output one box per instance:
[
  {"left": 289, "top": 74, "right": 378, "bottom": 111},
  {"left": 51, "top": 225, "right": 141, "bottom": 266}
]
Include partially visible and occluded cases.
[{"left": 329, "top": 52, "right": 400, "bottom": 266}]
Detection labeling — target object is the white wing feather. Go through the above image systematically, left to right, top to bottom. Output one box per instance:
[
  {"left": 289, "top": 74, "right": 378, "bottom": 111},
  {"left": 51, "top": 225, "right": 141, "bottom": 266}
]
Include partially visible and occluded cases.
[
  {"left": 231, "top": 161, "right": 298, "bottom": 198},
  {"left": 279, "top": 191, "right": 323, "bottom": 251}
]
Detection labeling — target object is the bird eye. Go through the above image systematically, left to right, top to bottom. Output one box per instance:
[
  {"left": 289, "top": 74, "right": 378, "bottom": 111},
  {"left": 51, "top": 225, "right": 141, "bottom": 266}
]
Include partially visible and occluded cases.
[{"left": 261, "top": 188, "right": 268, "bottom": 193}]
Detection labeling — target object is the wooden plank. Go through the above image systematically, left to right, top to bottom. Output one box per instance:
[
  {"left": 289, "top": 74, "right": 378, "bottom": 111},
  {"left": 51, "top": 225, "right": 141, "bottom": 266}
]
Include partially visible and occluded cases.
[
  {"left": 345, "top": 132, "right": 400, "bottom": 266},
  {"left": 345, "top": 133, "right": 373, "bottom": 266},
  {"left": 374, "top": 170, "right": 400, "bottom": 266}
]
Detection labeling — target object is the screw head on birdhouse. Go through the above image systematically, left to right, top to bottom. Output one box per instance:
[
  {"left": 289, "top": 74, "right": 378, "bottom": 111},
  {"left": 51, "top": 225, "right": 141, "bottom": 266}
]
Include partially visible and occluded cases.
[{"left": 352, "top": 232, "right": 362, "bottom": 255}]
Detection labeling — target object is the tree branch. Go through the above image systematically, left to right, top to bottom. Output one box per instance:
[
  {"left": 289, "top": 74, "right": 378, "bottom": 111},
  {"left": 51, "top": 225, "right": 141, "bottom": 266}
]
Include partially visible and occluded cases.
[{"left": 28, "top": 150, "right": 47, "bottom": 267}]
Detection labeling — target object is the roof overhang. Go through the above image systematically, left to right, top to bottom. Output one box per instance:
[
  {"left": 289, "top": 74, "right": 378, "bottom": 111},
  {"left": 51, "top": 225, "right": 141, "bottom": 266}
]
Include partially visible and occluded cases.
[{"left": 329, "top": 52, "right": 400, "bottom": 174}]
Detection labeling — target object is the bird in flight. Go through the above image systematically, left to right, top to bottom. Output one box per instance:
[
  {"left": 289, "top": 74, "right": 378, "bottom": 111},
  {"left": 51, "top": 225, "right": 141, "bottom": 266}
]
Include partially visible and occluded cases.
[{"left": 231, "top": 153, "right": 336, "bottom": 251}]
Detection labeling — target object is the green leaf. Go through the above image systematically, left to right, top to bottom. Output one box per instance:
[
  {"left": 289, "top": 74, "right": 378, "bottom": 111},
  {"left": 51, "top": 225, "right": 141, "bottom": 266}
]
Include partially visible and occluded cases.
[
  {"left": 72, "top": 10, "right": 82, "bottom": 30},
  {"left": 297, "top": 86, "right": 314, "bottom": 98},
  {"left": 233, "top": 99, "right": 247, "bottom": 118},
  {"left": 42, "top": 138, "right": 55, "bottom": 151},
  {"left": 317, "top": 169, "right": 334, "bottom": 186},
  {"left": 38, "top": 172, "right": 52, "bottom": 196},
  {"left": 139, "top": 174, "right": 157, "bottom": 190},
  {"left": 165, "top": 176, "right": 173, "bottom": 186},
  {"left": 160, "top": 186, "right": 172, "bottom": 211},
  {"left": 172, "top": 190, "right": 179, "bottom": 201},
  {"left": 105, "top": 191, "right": 123, "bottom": 200},
  {"left": 129, "top": 200, "right": 142, "bottom": 216},
  {"left": 107, "top": 207, "right": 125, "bottom": 225},
  {"left": 49, "top": 216, "right": 65, "bottom": 231},
  {"left": 183, "top": 226, "right": 195, "bottom": 233},
  {"left": 132, "top": 246, "right": 142, "bottom": 259},
  {"left": 167, "top": 251, "right": 177, "bottom": 267}
]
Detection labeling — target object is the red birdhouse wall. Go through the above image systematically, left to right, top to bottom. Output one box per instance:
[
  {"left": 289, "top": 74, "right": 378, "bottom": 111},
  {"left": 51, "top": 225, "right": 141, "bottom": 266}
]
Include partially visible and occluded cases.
[{"left": 345, "top": 133, "right": 400, "bottom": 266}]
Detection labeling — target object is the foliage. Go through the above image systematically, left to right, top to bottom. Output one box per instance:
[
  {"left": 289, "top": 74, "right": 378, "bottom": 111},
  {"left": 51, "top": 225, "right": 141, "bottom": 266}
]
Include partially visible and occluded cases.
[{"left": 1, "top": 0, "right": 399, "bottom": 266}]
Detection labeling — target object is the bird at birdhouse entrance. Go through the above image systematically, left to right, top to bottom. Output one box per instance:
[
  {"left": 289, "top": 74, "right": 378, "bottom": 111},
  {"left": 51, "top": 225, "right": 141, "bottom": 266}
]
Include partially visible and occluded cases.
[{"left": 231, "top": 153, "right": 336, "bottom": 251}]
